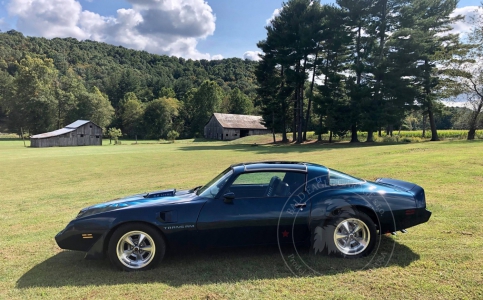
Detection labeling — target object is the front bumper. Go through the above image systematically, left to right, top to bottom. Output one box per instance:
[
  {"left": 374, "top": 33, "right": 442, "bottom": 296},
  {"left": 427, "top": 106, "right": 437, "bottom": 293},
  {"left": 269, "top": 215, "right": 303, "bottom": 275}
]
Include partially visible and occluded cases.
[{"left": 55, "top": 219, "right": 110, "bottom": 259}]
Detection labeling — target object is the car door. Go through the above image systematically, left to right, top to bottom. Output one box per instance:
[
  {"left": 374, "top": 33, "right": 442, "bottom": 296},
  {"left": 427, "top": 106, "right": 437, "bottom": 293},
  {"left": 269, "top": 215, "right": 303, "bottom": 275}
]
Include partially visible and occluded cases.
[{"left": 196, "top": 171, "right": 311, "bottom": 247}]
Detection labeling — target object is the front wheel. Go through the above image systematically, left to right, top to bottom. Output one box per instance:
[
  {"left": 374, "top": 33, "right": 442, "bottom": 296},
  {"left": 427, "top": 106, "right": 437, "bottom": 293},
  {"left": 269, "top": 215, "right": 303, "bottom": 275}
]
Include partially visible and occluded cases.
[
  {"left": 313, "top": 209, "right": 376, "bottom": 258},
  {"left": 107, "top": 223, "right": 166, "bottom": 271}
]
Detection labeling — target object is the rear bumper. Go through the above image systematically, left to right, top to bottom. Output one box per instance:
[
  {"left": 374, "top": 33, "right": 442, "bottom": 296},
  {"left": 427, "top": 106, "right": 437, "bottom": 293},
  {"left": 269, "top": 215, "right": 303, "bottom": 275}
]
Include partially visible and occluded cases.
[
  {"left": 381, "top": 207, "right": 432, "bottom": 232},
  {"left": 404, "top": 208, "right": 432, "bottom": 230},
  {"left": 418, "top": 209, "right": 432, "bottom": 224}
]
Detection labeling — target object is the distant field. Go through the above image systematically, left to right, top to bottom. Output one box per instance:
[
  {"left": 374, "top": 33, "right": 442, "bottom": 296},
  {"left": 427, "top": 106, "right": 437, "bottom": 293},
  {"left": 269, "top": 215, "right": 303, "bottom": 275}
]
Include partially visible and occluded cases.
[
  {"left": 2, "top": 129, "right": 482, "bottom": 144},
  {"left": 398, "top": 129, "right": 483, "bottom": 138},
  {"left": 317, "top": 130, "right": 483, "bottom": 142},
  {"left": 0, "top": 138, "right": 482, "bottom": 299}
]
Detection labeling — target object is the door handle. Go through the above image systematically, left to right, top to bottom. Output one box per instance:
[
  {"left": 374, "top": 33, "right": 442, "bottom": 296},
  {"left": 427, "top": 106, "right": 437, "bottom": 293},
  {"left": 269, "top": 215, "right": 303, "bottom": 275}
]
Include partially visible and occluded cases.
[{"left": 294, "top": 203, "right": 306, "bottom": 208}]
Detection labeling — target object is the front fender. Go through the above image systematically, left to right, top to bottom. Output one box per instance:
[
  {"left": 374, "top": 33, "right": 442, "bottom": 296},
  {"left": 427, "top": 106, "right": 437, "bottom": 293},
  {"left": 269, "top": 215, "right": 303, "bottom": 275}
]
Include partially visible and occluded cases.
[{"left": 88, "top": 199, "right": 207, "bottom": 257}]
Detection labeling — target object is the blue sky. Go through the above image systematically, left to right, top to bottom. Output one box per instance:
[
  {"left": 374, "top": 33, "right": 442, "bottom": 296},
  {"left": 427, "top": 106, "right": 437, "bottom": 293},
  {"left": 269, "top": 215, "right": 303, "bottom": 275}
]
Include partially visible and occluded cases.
[{"left": 0, "top": 0, "right": 481, "bottom": 60}]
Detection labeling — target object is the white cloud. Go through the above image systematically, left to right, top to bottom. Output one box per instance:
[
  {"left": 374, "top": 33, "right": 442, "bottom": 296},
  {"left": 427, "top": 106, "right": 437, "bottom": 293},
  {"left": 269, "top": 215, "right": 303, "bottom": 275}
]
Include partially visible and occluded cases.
[
  {"left": 6, "top": 0, "right": 218, "bottom": 59},
  {"left": 9, "top": 0, "right": 87, "bottom": 39},
  {"left": 130, "top": 0, "right": 215, "bottom": 38},
  {"left": 450, "top": 6, "right": 483, "bottom": 37},
  {"left": 266, "top": 8, "right": 281, "bottom": 25},
  {"left": 243, "top": 51, "right": 261, "bottom": 61},
  {"left": 211, "top": 54, "right": 223, "bottom": 60}
]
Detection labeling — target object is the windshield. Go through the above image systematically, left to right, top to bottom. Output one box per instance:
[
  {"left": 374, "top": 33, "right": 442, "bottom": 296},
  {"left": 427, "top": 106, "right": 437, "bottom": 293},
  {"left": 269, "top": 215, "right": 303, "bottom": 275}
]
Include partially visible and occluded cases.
[{"left": 197, "top": 168, "right": 233, "bottom": 198}]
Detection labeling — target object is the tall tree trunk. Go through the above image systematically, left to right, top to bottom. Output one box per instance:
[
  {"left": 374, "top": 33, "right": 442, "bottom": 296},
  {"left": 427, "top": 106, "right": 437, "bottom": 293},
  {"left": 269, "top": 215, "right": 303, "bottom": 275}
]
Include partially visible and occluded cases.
[
  {"left": 367, "top": 0, "right": 387, "bottom": 143},
  {"left": 351, "top": 22, "right": 363, "bottom": 143},
  {"left": 304, "top": 45, "right": 320, "bottom": 141},
  {"left": 297, "top": 58, "right": 307, "bottom": 144},
  {"left": 423, "top": 59, "right": 439, "bottom": 141},
  {"left": 293, "top": 60, "right": 301, "bottom": 143},
  {"left": 293, "top": 61, "right": 300, "bottom": 143},
  {"left": 280, "top": 66, "right": 289, "bottom": 143},
  {"left": 297, "top": 82, "right": 303, "bottom": 143},
  {"left": 299, "top": 83, "right": 304, "bottom": 142},
  {"left": 297, "top": 84, "right": 303, "bottom": 143},
  {"left": 467, "top": 97, "right": 483, "bottom": 140},
  {"left": 282, "top": 104, "right": 288, "bottom": 143},
  {"left": 428, "top": 106, "right": 439, "bottom": 141},
  {"left": 272, "top": 111, "right": 276, "bottom": 143},
  {"left": 422, "top": 114, "right": 427, "bottom": 138},
  {"left": 282, "top": 115, "right": 288, "bottom": 143},
  {"left": 317, "top": 115, "right": 323, "bottom": 142},
  {"left": 350, "top": 124, "right": 359, "bottom": 143},
  {"left": 329, "top": 130, "right": 333, "bottom": 143},
  {"left": 367, "top": 131, "right": 374, "bottom": 142}
]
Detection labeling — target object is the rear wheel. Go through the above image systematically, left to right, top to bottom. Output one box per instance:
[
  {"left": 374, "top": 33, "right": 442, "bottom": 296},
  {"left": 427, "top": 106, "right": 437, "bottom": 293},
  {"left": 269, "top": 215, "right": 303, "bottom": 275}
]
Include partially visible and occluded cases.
[
  {"left": 314, "top": 209, "right": 376, "bottom": 258},
  {"left": 332, "top": 217, "right": 372, "bottom": 256},
  {"left": 108, "top": 223, "right": 166, "bottom": 271}
]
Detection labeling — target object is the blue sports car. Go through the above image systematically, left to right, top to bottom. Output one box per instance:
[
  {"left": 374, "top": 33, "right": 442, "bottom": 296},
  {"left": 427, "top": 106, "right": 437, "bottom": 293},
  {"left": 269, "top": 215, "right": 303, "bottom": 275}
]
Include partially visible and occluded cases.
[{"left": 56, "top": 162, "right": 431, "bottom": 271}]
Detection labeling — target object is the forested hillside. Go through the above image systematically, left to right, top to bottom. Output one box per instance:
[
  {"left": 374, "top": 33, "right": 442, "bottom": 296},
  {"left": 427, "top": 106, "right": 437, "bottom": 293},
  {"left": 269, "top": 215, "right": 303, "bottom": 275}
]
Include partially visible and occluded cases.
[{"left": 0, "top": 30, "right": 258, "bottom": 138}]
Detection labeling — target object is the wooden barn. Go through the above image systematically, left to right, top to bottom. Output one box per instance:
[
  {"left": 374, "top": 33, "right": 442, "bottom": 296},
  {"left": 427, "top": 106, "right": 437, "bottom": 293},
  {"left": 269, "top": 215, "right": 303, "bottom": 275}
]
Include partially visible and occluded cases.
[
  {"left": 204, "top": 113, "right": 271, "bottom": 141},
  {"left": 30, "top": 120, "right": 102, "bottom": 148}
]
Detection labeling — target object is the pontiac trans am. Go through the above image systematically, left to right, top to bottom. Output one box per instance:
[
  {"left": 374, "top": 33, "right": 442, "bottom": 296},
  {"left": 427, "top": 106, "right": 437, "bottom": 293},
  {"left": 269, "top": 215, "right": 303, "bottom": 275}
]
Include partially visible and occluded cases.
[{"left": 55, "top": 162, "right": 431, "bottom": 271}]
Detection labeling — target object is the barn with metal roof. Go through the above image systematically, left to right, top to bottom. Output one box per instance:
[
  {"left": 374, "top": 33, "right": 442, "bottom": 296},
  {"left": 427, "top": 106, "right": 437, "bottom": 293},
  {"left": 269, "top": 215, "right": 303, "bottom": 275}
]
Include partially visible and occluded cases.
[
  {"left": 204, "top": 113, "right": 270, "bottom": 141},
  {"left": 30, "top": 120, "right": 102, "bottom": 148}
]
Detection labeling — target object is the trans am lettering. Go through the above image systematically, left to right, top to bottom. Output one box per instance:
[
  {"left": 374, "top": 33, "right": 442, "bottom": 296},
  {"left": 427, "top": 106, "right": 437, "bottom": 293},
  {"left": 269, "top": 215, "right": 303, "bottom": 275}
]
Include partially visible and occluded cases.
[{"left": 164, "top": 224, "right": 195, "bottom": 230}]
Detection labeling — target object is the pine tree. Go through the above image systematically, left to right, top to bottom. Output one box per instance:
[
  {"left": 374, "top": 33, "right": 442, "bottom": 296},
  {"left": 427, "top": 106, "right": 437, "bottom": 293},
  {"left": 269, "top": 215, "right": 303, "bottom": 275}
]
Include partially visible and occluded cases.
[
  {"left": 337, "top": 0, "right": 376, "bottom": 143},
  {"left": 399, "top": 0, "right": 464, "bottom": 141}
]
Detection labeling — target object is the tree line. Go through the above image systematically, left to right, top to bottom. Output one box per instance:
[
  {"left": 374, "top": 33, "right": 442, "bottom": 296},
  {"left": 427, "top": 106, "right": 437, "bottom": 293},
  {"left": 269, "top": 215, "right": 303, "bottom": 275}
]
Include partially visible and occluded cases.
[
  {"left": 1, "top": 0, "right": 482, "bottom": 143},
  {"left": 256, "top": 0, "right": 482, "bottom": 142},
  {"left": 0, "top": 30, "right": 257, "bottom": 138}
]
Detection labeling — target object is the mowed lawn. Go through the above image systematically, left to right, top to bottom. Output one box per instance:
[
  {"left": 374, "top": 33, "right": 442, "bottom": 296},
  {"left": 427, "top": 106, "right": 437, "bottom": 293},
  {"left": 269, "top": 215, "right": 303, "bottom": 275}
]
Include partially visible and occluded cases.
[{"left": 0, "top": 138, "right": 482, "bottom": 299}]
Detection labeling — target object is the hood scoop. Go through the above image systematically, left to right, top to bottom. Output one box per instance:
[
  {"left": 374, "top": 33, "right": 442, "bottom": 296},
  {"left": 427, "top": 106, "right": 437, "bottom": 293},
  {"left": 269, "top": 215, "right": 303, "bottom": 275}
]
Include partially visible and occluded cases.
[{"left": 144, "top": 189, "right": 176, "bottom": 198}]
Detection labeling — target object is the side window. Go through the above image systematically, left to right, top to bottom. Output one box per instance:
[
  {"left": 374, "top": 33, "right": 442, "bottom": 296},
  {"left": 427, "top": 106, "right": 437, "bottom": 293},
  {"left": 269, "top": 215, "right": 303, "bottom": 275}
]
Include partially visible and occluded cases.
[
  {"left": 328, "top": 169, "right": 364, "bottom": 186},
  {"left": 229, "top": 171, "right": 305, "bottom": 198},
  {"left": 233, "top": 172, "right": 285, "bottom": 185}
]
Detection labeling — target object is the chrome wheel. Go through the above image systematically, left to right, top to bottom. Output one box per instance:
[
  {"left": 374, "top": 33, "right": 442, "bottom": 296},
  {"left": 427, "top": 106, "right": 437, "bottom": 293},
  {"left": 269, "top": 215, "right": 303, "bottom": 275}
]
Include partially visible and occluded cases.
[
  {"left": 333, "top": 218, "right": 370, "bottom": 256},
  {"left": 116, "top": 231, "right": 156, "bottom": 269}
]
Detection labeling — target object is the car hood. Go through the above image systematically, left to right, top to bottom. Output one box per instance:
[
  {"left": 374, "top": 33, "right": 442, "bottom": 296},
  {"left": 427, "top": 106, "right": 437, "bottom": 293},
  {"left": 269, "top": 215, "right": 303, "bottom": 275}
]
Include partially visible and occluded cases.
[{"left": 76, "top": 188, "right": 198, "bottom": 218}]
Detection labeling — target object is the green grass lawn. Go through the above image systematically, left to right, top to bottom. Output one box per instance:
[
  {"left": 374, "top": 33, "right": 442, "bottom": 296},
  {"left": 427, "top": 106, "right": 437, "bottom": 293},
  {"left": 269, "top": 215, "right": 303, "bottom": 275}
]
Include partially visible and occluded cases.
[{"left": 1, "top": 138, "right": 482, "bottom": 299}]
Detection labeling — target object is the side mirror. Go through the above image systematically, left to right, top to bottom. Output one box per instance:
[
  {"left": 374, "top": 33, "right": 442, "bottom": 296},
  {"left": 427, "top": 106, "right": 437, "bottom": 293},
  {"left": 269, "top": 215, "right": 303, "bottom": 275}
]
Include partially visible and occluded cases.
[{"left": 223, "top": 192, "right": 235, "bottom": 203}]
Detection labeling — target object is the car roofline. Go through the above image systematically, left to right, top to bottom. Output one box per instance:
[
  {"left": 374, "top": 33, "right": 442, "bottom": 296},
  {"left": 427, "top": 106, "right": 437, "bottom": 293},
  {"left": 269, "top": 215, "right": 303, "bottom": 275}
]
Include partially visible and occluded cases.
[{"left": 230, "top": 161, "right": 323, "bottom": 173}]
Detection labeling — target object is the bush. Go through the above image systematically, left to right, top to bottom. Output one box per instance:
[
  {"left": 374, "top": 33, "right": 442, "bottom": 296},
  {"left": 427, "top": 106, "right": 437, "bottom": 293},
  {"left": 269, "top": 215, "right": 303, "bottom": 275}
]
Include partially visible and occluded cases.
[
  {"left": 107, "top": 128, "right": 122, "bottom": 144},
  {"left": 167, "top": 130, "right": 179, "bottom": 143},
  {"left": 382, "top": 136, "right": 397, "bottom": 143}
]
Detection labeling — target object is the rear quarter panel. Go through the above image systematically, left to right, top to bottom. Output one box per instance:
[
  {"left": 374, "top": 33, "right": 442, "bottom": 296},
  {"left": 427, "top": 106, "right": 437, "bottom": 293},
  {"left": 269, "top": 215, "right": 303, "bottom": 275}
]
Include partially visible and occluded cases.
[{"left": 308, "top": 182, "right": 418, "bottom": 232}]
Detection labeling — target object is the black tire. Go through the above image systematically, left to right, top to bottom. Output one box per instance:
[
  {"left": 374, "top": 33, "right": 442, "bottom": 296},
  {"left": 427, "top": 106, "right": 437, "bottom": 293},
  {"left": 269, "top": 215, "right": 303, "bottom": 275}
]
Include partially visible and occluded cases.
[
  {"left": 312, "top": 209, "right": 376, "bottom": 258},
  {"left": 107, "top": 223, "right": 166, "bottom": 271}
]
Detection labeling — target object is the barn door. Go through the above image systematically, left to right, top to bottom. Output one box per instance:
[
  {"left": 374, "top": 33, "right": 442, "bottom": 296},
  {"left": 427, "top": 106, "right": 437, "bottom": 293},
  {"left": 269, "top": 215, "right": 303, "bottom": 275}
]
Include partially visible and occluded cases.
[{"left": 78, "top": 134, "right": 85, "bottom": 146}]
